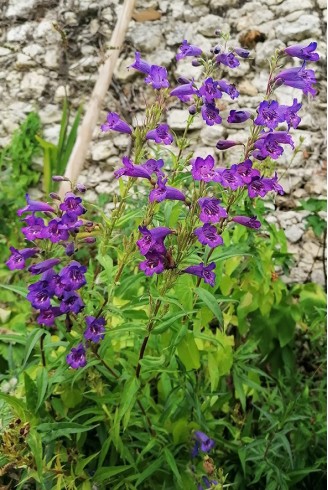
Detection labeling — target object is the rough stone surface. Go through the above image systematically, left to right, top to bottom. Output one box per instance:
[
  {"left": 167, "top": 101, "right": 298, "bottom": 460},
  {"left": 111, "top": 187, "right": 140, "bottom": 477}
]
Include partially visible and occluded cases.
[{"left": 0, "top": 0, "right": 326, "bottom": 286}]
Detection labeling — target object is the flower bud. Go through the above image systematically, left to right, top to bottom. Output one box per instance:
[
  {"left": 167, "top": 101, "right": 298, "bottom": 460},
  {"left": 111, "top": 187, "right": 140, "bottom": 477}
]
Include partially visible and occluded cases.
[
  {"left": 191, "top": 59, "right": 201, "bottom": 66},
  {"left": 177, "top": 76, "right": 191, "bottom": 84},
  {"left": 189, "top": 105, "right": 197, "bottom": 115},
  {"left": 52, "top": 175, "right": 70, "bottom": 182},
  {"left": 75, "top": 182, "right": 86, "bottom": 193},
  {"left": 49, "top": 192, "right": 61, "bottom": 201},
  {"left": 82, "top": 237, "right": 96, "bottom": 244}
]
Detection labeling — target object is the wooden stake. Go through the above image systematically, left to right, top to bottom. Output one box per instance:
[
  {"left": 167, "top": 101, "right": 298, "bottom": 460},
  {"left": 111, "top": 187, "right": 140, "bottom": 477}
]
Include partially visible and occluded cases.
[{"left": 59, "top": 0, "right": 136, "bottom": 197}]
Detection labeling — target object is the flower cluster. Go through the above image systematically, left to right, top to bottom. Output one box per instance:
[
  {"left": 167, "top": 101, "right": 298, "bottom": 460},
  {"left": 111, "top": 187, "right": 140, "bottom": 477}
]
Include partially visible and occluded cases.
[
  {"left": 100, "top": 38, "right": 319, "bottom": 290},
  {"left": 6, "top": 184, "right": 105, "bottom": 369},
  {"left": 191, "top": 431, "right": 218, "bottom": 490}
]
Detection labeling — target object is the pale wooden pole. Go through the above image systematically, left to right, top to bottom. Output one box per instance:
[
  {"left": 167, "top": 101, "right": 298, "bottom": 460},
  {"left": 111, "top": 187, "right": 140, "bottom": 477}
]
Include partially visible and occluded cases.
[{"left": 59, "top": 0, "right": 136, "bottom": 197}]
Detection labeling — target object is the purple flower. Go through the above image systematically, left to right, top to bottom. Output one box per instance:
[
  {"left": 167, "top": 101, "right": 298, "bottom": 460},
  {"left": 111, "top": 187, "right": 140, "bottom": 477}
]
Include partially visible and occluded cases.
[
  {"left": 176, "top": 39, "right": 202, "bottom": 61},
  {"left": 284, "top": 41, "right": 319, "bottom": 62},
  {"left": 234, "top": 47, "right": 250, "bottom": 58},
  {"left": 129, "top": 51, "right": 151, "bottom": 74},
  {"left": 216, "top": 52, "right": 240, "bottom": 68},
  {"left": 274, "top": 64, "right": 317, "bottom": 97},
  {"left": 145, "top": 65, "right": 169, "bottom": 90},
  {"left": 198, "top": 78, "right": 222, "bottom": 104},
  {"left": 217, "top": 80, "right": 239, "bottom": 99},
  {"left": 170, "top": 82, "right": 197, "bottom": 101},
  {"left": 280, "top": 98, "right": 302, "bottom": 130},
  {"left": 254, "top": 100, "right": 285, "bottom": 129},
  {"left": 201, "top": 103, "right": 222, "bottom": 126},
  {"left": 227, "top": 110, "right": 251, "bottom": 124},
  {"left": 100, "top": 112, "right": 132, "bottom": 134},
  {"left": 146, "top": 124, "right": 173, "bottom": 145},
  {"left": 253, "top": 131, "right": 294, "bottom": 160},
  {"left": 216, "top": 140, "right": 240, "bottom": 150},
  {"left": 191, "top": 155, "right": 215, "bottom": 182},
  {"left": 114, "top": 157, "right": 151, "bottom": 180},
  {"left": 141, "top": 158, "right": 165, "bottom": 178},
  {"left": 235, "top": 159, "right": 260, "bottom": 184},
  {"left": 214, "top": 167, "right": 243, "bottom": 190},
  {"left": 262, "top": 172, "right": 284, "bottom": 195},
  {"left": 149, "top": 177, "right": 185, "bottom": 203},
  {"left": 247, "top": 177, "right": 269, "bottom": 198},
  {"left": 75, "top": 182, "right": 86, "bottom": 193},
  {"left": 59, "top": 192, "right": 86, "bottom": 217},
  {"left": 17, "top": 194, "right": 56, "bottom": 217},
  {"left": 198, "top": 197, "right": 227, "bottom": 223},
  {"left": 59, "top": 213, "right": 83, "bottom": 231},
  {"left": 21, "top": 215, "right": 45, "bottom": 241},
  {"left": 232, "top": 215, "right": 261, "bottom": 228},
  {"left": 42, "top": 219, "right": 70, "bottom": 243},
  {"left": 194, "top": 223, "right": 223, "bottom": 248},
  {"left": 137, "top": 226, "right": 172, "bottom": 255},
  {"left": 6, "top": 247, "right": 39, "bottom": 270},
  {"left": 139, "top": 252, "right": 166, "bottom": 276},
  {"left": 28, "top": 258, "right": 61, "bottom": 275},
  {"left": 59, "top": 261, "right": 87, "bottom": 291},
  {"left": 183, "top": 262, "right": 216, "bottom": 287},
  {"left": 27, "top": 288, "right": 52, "bottom": 310},
  {"left": 60, "top": 291, "right": 84, "bottom": 314},
  {"left": 37, "top": 306, "right": 62, "bottom": 327},
  {"left": 84, "top": 316, "right": 106, "bottom": 343},
  {"left": 66, "top": 343, "right": 87, "bottom": 369},
  {"left": 194, "top": 431, "right": 215, "bottom": 452}
]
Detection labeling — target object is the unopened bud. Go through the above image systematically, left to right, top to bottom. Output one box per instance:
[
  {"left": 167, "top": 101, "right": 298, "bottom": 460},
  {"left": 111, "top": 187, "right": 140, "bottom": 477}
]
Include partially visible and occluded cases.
[
  {"left": 191, "top": 59, "right": 200, "bottom": 67},
  {"left": 177, "top": 76, "right": 191, "bottom": 84},
  {"left": 188, "top": 105, "right": 197, "bottom": 115},
  {"left": 52, "top": 175, "right": 70, "bottom": 182},
  {"left": 75, "top": 182, "right": 86, "bottom": 193},
  {"left": 49, "top": 192, "right": 61, "bottom": 201},
  {"left": 82, "top": 237, "right": 96, "bottom": 244},
  {"left": 64, "top": 242, "right": 75, "bottom": 256}
]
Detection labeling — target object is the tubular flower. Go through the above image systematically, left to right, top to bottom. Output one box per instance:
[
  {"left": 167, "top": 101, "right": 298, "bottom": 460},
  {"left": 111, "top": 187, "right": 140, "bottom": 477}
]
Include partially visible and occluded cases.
[
  {"left": 176, "top": 40, "right": 202, "bottom": 60},
  {"left": 284, "top": 41, "right": 319, "bottom": 62},
  {"left": 129, "top": 51, "right": 151, "bottom": 74},
  {"left": 216, "top": 52, "right": 240, "bottom": 68},
  {"left": 274, "top": 64, "right": 317, "bottom": 96},
  {"left": 145, "top": 65, "right": 169, "bottom": 89},
  {"left": 198, "top": 77, "right": 222, "bottom": 104},
  {"left": 217, "top": 80, "right": 239, "bottom": 99},
  {"left": 254, "top": 100, "right": 285, "bottom": 129},
  {"left": 201, "top": 103, "right": 222, "bottom": 126},
  {"left": 227, "top": 110, "right": 251, "bottom": 124},
  {"left": 100, "top": 112, "right": 132, "bottom": 134},
  {"left": 146, "top": 124, "right": 173, "bottom": 145},
  {"left": 253, "top": 131, "right": 294, "bottom": 160},
  {"left": 191, "top": 155, "right": 216, "bottom": 182},
  {"left": 114, "top": 157, "right": 151, "bottom": 180},
  {"left": 149, "top": 177, "right": 185, "bottom": 203},
  {"left": 17, "top": 193, "right": 56, "bottom": 217},
  {"left": 198, "top": 197, "right": 228, "bottom": 223},
  {"left": 232, "top": 215, "right": 261, "bottom": 228},
  {"left": 194, "top": 223, "right": 223, "bottom": 248},
  {"left": 137, "top": 226, "right": 172, "bottom": 255},
  {"left": 6, "top": 247, "right": 39, "bottom": 270},
  {"left": 139, "top": 252, "right": 166, "bottom": 276},
  {"left": 183, "top": 262, "right": 216, "bottom": 287},
  {"left": 84, "top": 316, "right": 106, "bottom": 343},
  {"left": 66, "top": 343, "right": 87, "bottom": 369}
]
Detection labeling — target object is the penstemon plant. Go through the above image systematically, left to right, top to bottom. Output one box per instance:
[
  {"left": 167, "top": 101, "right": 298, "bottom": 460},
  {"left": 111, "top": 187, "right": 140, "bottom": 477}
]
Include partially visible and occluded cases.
[{"left": 4, "top": 35, "right": 321, "bottom": 489}]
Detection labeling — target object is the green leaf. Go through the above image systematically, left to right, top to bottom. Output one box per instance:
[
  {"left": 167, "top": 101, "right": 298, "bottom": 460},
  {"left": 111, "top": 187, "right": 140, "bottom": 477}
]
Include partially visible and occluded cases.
[
  {"left": 0, "top": 283, "right": 28, "bottom": 297},
  {"left": 195, "top": 287, "right": 223, "bottom": 326},
  {"left": 152, "top": 311, "right": 195, "bottom": 334},
  {"left": 22, "top": 329, "right": 46, "bottom": 368},
  {"left": 177, "top": 332, "right": 200, "bottom": 370},
  {"left": 36, "top": 367, "right": 48, "bottom": 411},
  {"left": 119, "top": 377, "right": 140, "bottom": 430},
  {"left": 27, "top": 430, "right": 44, "bottom": 484},
  {"left": 163, "top": 448, "right": 182, "bottom": 485},
  {"left": 135, "top": 458, "right": 163, "bottom": 486},
  {"left": 94, "top": 465, "right": 132, "bottom": 483}
]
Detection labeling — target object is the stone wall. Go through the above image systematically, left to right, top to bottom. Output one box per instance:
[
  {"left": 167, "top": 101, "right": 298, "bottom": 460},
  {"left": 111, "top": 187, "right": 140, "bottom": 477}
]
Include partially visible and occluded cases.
[{"left": 1, "top": 0, "right": 326, "bottom": 285}]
